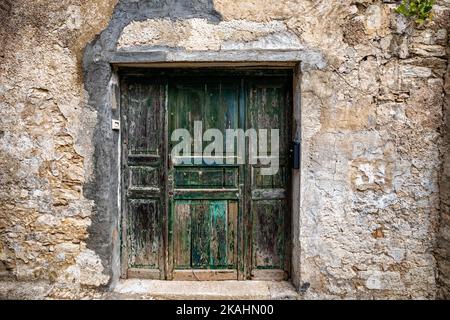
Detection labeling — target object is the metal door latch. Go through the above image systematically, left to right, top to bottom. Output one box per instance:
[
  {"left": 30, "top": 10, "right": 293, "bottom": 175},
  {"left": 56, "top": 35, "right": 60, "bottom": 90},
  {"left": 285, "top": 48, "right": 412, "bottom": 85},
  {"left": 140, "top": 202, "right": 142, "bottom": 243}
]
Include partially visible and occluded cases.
[{"left": 112, "top": 120, "right": 120, "bottom": 131}]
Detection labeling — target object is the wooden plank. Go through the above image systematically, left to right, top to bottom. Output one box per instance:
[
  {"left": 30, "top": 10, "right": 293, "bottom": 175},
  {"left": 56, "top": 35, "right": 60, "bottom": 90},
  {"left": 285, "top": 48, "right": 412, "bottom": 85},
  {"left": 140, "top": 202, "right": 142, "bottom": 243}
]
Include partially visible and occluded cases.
[
  {"left": 239, "top": 78, "right": 248, "bottom": 280},
  {"left": 163, "top": 82, "right": 169, "bottom": 280},
  {"left": 204, "top": 82, "right": 221, "bottom": 132},
  {"left": 179, "top": 83, "right": 204, "bottom": 136},
  {"left": 222, "top": 83, "right": 240, "bottom": 131},
  {"left": 127, "top": 154, "right": 161, "bottom": 159},
  {"left": 127, "top": 188, "right": 161, "bottom": 199},
  {"left": 251, "top": 188, "right": 287, "bottom": 200},
  {"left": 174, "top": 190, "right": 239, "bottom": 200},
  {"left": 210, "top": 201, "right": 227, "bottom": 268},
  {"left": 191, "top": 202, "right": 211, "bottom": 268},
  {"left": 227, "top": 202, "right": 238, "bottom": 268},
  {"left": 173, "top": 203, "right": 191, "bottom": 268},
  {"left": 127, "top": 268, "right": 161, "bottom": 280},
  {"left": 173, "top": 269, "right": 237, "bottom": 281}
]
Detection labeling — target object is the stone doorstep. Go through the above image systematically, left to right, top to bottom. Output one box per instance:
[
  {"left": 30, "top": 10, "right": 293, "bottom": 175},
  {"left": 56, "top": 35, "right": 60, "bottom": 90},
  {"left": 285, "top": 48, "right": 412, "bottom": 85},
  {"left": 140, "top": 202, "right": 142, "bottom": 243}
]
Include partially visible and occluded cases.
[{"left": 110, "top": 280, "right": 300, "bottom": 300}]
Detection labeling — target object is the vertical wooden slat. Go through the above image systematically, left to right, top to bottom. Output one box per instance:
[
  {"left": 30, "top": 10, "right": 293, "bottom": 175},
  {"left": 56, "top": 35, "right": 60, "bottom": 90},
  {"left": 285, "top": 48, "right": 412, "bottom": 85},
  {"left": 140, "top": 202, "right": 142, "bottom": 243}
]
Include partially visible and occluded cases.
[
  {"left": 242, "top": 78, "right": 251, "bottom": 280},
  {"left": 163, "top": 82, "right": 170, "bottom": 279},
  {"left": 204, "top": 83, "right": 221, "bottom": 132},
  {"left": 222, "top": 83, "right": 239, "bottom": 130},
  {"left": 191, "top": 201, "right": 211, "bottom": 268},
  {"left": 210, "top": 201, "right": 227, "bottom": 268},
  {"left": 227, "top": 201, "right": 238, "bottom": 268},
  {"left": 174, "top": 203, "right": 191, "bottom": 268}
]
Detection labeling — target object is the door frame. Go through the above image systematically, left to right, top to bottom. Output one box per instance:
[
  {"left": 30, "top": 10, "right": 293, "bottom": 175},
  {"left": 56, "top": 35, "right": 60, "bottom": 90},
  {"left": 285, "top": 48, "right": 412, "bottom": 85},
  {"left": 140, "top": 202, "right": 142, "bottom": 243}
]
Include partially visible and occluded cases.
[{"left": 117, "top": 64, "right": 300, "bottom": 282}]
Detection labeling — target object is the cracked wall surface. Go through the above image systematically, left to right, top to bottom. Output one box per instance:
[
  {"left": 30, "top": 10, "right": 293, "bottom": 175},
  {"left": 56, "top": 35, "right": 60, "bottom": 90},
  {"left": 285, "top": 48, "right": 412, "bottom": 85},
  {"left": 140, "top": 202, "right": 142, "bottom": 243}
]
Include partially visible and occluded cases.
[{"left": 0, "top": 0, "right": 449, "bottom": 299}]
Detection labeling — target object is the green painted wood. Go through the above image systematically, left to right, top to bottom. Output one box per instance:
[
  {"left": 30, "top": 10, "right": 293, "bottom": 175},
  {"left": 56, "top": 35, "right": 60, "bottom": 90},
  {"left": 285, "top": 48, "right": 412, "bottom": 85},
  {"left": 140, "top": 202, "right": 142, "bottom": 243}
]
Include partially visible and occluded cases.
[
  {"left": 121, "top": 72, "right": 291, "bottom": 280},
  {"left": 169, "top": 79, "right": 241, "bottom": 275},
  {"left": 204, "top": 83, "right": 220, "bottom": 133},
  {"left": 174, "top": 167, "right": 239, "bottom": 189},
  {"left": 175, "top": 167, "right": 225, "bottom": 188},
  {"left": 224, "top": 168, "right": 239, "bottom": 188},
  {"left": 174, "top": 190, "right": 239, "bottom": 200},
  {"left": 191, "top": 201, "right": 211, "bottom": 268},
  {"left": 210, "top": 201, "right": 228, "bottom": 268},
  {"left": 227, "top": 201, "right": 238, "bottom": 268}
]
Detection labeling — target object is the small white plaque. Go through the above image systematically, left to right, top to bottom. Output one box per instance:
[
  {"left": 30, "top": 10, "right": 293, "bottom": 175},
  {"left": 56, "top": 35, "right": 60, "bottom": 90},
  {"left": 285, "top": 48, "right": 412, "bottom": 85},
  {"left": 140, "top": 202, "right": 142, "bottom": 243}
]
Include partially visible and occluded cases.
[{"left": 112, "top": 120, "right": 120, "bottom": 131}]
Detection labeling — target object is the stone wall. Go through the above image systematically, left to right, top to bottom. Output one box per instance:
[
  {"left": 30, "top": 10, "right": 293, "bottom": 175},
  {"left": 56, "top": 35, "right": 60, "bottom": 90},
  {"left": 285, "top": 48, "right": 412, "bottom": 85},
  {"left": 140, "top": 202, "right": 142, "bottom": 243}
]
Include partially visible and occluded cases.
[
  {"left": 0, "top": 0, "right": 449, "bottom": 299},
  {"left": 0, "top": 0, "right": 117, "bottom": 299}
]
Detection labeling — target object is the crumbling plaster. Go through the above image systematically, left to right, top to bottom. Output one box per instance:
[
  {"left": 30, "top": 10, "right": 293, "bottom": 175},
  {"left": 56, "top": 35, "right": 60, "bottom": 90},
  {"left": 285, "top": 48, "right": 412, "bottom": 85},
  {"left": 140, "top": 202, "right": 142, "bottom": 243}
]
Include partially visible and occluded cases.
[{"left": 0, "top": 0, "right": 449, "bottom": 299}]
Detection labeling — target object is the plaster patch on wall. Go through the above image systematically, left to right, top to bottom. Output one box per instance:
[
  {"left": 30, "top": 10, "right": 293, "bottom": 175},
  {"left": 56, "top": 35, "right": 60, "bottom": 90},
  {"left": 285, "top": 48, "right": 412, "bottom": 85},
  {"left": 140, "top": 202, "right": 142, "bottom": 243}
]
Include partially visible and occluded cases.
[{"left": 117, "top": 18, "right": 303, "bottom": 51}]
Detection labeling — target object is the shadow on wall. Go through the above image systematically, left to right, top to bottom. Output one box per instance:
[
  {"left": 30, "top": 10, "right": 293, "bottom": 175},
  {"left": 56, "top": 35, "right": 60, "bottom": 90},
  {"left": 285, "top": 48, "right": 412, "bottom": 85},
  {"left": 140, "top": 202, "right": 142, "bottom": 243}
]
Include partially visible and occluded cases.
[
  {"left": 0, "top": 0, "right": 12, "bottom": 17},
  {"left": 82, "top": 0, "right": 223, "bottom": 287},
  {"left": 437, "top": 60, "right": 450, "bottom": 299}
]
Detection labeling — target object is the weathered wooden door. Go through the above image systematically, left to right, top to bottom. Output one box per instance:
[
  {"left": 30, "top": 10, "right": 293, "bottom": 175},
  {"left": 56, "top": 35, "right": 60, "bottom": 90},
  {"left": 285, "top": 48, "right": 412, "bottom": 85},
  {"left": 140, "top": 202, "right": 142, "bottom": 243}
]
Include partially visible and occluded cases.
[
  {"left": 121, "top": 70, "right": 292, "bottom": 281},
  {"left": 120, "top": 77, "right": 167, "bottom": 279},
  {"left": 168, "top": 77, "right": 242, "bottom": 280},
  {"left": 246, "top": 78, "right": 291, "bottom": 280}
]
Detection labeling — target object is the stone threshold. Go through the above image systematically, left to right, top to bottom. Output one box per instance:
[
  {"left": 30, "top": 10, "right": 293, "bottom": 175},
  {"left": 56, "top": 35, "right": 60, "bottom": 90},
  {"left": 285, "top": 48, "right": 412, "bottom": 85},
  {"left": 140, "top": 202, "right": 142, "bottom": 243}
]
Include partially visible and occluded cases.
[{"left": 109, "top": 279, "right": 299, "bottom": 300}]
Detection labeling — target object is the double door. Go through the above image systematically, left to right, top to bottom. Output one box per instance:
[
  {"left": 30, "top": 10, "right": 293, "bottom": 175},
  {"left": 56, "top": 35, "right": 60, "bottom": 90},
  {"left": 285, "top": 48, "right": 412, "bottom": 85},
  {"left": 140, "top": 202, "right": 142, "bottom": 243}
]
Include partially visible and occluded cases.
[{"left": 121, "top": 71, "right": 292, "bottom": 281}]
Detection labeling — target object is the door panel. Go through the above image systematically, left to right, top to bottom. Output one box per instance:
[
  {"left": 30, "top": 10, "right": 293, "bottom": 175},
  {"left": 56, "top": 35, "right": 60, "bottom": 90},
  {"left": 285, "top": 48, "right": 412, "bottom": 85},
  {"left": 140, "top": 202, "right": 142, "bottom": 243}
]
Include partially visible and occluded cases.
[
  {"left": 121, "top": 78, "right": 166, "bottom": 279},
  {"left": 246, "top": 78, "right": 291, "bottom": 280},
  {"left": 169, "top": 79, "right": 241, "bottom": 280},
  {"left": 174, "top": 167, "right": 239, "bottom": 189},
  {"left": 127, "top": 200, "right": 161, "bottom": 268},
  {"left": 172, "top": 200, "right": 238, "bottom": 270},
  {"left": 252, "top": 200, "right": 286, "bottom": 268}
]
